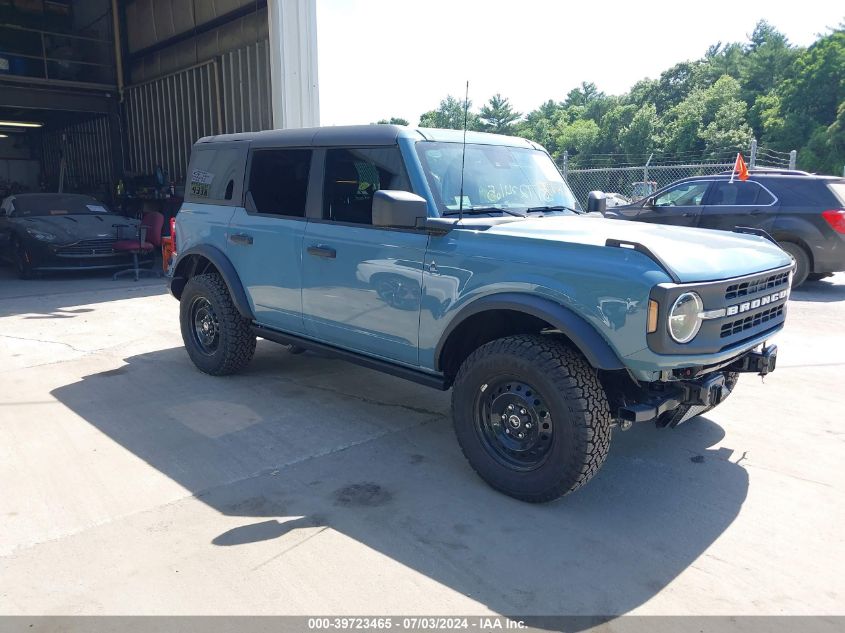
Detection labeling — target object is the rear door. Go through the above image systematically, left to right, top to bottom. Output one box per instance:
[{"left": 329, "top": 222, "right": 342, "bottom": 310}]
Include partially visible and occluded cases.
[
  {"left": 226, "top": 148, "right": 316, "bottom": 334},
  {"left": 699, "top": 179, "right": 778, "bottom": 232}
]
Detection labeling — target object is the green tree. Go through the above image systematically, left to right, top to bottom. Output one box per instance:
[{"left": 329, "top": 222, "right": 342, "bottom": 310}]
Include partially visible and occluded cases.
[
  {"left": 741, "top": 21, "right": 797, "bottom": 108},
  {"left": 780, "top": 30, "right": 845, "bottom": 143},
  {"left": 563, "top": 82, "right": 603, "bottom": 108},
  {"left": 478, "top": 94, "right": 521, "bottom": 134},
  {"left": 418, "top": 95, "right": 480, "bottom": 130},
  {"left": 619, "top": 103, "right": 658, "bottom": 159},
  {"left": 376, "top": 117, "right": 410, "bottom": 126},
  {"left": 555, "top": 118, "right": 601, "bottom": 160}
]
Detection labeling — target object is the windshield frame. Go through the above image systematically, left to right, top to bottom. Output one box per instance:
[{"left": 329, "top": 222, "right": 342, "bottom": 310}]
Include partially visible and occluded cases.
[{"left": 413, "top": 140, "right": 578, "bottom": 217}]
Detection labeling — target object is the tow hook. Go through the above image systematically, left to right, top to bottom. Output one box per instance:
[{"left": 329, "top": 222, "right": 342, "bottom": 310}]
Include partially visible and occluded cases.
[{"left": 730, "top": 344, "right": 778, "bottom": 377}]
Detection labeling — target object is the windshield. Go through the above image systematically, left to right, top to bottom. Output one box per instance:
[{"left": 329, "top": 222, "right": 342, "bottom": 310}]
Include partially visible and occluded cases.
[
  {"left": 415, "top": 141, "right": 578, "bottom": 214},
  {"left": 11, "top": 194, "right": 113, "bottom": 217}
]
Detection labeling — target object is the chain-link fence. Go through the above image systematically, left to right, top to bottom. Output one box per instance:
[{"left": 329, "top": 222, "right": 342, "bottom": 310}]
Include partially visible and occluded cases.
[{"left": 563, "top": 140, "right": 797, "bottom": 208}]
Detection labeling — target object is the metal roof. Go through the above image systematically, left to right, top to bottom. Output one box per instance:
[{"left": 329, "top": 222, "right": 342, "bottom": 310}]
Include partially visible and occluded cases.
[{"left": 195, "top": 125, "right": 542, "bottom": 150}]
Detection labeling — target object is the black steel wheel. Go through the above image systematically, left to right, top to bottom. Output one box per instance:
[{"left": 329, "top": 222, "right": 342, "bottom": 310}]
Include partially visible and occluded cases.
[
  {"left": 179, "top": 273, "right": 256, "bottom": 375},
  {"left": 190, "top": 296, "right": 221, "bottom": 356},
  {"left": 452, "top": 335, "right": 612, "bottom": 503},
  {"left": 474, "top": 379, "right": 554, "bottom": 471}
]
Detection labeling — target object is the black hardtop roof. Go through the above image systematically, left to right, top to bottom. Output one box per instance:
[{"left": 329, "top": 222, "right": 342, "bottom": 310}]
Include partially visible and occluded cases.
[{"left": 194, "top": 124, "right": 542, "bottom": 150}]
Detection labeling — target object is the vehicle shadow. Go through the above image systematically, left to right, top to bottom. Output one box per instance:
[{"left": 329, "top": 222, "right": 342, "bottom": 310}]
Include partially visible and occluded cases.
[
  {"left": 0, "top": 266, "right": 166, "bottom": 318},
  {"left": 790, "top": 278, "right": 845, "bottom": 303},
  {"left": 51, "top": 345, "right": 749, "bottom": 622}
]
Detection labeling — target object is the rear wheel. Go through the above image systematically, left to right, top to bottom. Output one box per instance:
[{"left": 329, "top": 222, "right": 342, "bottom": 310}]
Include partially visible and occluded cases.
[
  {"left": 779, "top": 241, "right": 810, "bottom": 288},
  {"left": 179, "top": 273, "right": 256, "bottom": 375},
  {"left": 451, "top": 335, "right": 612, "bottom": 503}
]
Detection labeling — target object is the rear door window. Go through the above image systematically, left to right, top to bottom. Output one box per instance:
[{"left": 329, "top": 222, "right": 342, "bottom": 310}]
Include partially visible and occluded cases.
[
  {"left": 248, "top": 149, "right": 312, "bottom": 217},
  {"left": 708, "top": 181, "right": 776, "bottom": 206}
]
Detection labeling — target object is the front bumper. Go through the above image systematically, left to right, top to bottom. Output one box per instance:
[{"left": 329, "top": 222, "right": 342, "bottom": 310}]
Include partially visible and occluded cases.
[
  {"left": 24, "top": 241, "right": 153, "bottom": 272},
  {"left": 618, "top": 344, "right": 777, "bottom": 425}
]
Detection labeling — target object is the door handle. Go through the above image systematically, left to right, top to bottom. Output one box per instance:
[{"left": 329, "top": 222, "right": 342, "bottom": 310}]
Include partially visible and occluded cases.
[
  {"left": 229, "top": 233, "right": 253, "bottom": 245},
  {"left": 307, "top": 244, "right": 336, "bottom": 259}
]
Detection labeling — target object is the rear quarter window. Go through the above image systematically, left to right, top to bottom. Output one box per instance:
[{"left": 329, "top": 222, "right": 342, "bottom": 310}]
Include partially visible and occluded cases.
[
  {"left": 185, "top": 144, "right": 248, "bottom": 206},
  {"left": 768, "top": 178, "right": 840, "bottom": 208},
  {"left": 827, "top": 182, "right": 845, "bottom": 206}
]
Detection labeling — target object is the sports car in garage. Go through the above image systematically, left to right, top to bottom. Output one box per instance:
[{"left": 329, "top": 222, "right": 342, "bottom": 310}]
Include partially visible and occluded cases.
[{"left": 0, "top": 193, "right": 150, "bottom": 278}]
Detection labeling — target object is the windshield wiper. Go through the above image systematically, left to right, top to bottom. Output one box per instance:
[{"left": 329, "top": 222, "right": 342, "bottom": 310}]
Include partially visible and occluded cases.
[
  {"left": 525, "top": 205, "right": 581, "bottom": 215},
  {"left": 444, "top": 206, "right": 526, "bottom": 218}
]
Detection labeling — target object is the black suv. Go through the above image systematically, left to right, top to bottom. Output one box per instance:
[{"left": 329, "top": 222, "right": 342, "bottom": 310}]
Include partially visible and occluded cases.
[{"left": 598, "top": 170, "right": 845, "bottom": 287}]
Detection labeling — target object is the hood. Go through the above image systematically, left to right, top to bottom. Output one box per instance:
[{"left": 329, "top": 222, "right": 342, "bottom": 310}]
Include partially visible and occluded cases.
[
  {"left": 18, "top": 215, "right": 139, "bottom": 244},
  {"left": 483, "top": 215, "right": 792, "bottom": 283}
]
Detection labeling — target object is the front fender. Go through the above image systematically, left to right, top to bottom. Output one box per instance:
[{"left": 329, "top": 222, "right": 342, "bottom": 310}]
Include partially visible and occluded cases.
[
  {"left": 169, "top": 244, "right": 253, "bottom": 320},
  {"left": 435, "top": 292, "right": 625, "bottom": 371}
]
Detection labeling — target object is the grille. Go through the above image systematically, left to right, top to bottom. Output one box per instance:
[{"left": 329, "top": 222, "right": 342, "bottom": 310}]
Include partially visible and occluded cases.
[
  {"left": 55, "top": 238, "right": 116, "bottom": 256},
  {"left": 724, "top": 271, "right": 790, "bottom": 301},
  {"left": 720, "top": 304, "right": 784, "bottom": 338}
]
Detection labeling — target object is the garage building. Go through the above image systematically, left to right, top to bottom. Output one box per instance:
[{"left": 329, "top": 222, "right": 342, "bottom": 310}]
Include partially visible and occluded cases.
[{"left": 0, "top": 0, "right": 318, "bottom": 210}]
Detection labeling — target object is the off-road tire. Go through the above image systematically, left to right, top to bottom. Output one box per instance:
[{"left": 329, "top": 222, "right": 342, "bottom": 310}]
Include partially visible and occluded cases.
[
  {"left": 779, "top": 241, "right": 810, "bottom": 288},
  {"left": 179, "top": 273, "right": 256, "bottom": 375},
  {"left": 451, "top": 334, "right": 612, "bottom": 503}
]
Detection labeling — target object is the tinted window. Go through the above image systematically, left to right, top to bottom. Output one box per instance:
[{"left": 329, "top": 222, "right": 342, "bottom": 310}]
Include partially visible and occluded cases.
[
  {"left": 187, "top": 147, "right": 245, "bottom": 204},
  {"left": 323, "top": 147, "right": 411, "bottom": 225},
  {"left": 248, "top": 149, "right": 312, "bottom": 217},
  {"left": 769, "top": 178, "right": 839, "bottom": 207},
  {"left": 709, "top": 181, "right": 775, "bottom": 206},
  {"left": 654, "top": 182, "right": 710, "bottom": 207}
]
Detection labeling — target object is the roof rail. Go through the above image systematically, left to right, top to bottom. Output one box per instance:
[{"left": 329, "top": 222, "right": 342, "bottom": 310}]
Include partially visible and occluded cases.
[{"left": 715, "top": 168, "right": 811, "bottom": 176}]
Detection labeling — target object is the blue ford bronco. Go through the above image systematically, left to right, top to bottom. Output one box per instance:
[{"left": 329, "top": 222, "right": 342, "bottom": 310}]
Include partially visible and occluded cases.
[{"left": 169, "top": 125, "right": 792, "bottom": 502}]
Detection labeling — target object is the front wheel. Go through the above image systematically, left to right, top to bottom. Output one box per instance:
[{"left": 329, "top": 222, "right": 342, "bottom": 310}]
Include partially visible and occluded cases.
[
  {"left": 12, "top": 239, "right": 34, "bottom": 279},
  {"left": 179, "top": 273, "right": 256, "bottom": 375},
  {"left": 451, "top": 335, "right": 612, "bottom": 503}
]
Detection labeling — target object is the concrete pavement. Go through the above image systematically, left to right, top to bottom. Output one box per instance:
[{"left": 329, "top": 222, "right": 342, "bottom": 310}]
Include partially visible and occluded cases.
[{"left": 0, "top": 266, "right": 843, "bottom": 616}]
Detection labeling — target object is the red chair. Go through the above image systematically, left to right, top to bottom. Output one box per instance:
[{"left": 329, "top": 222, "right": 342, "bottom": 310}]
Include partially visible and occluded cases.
[{"left": 113, "top": 211, "right": 164, "bottom": 281}]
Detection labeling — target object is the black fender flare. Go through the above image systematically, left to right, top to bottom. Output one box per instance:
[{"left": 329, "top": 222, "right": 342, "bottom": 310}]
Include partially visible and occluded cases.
[
  {"left": 169, "top": 244, "right": 254, "bottom": 320},
  {"left": 435, "top": 292, "right": 625, "bottom": 371}
]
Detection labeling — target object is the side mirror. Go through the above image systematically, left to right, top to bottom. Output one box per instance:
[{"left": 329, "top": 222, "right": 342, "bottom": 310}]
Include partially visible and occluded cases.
[
  {"left": 372, "top": 190, "right": 428, "bottom": 229},
  {"left": 587, "top": 191, "right": 607, "bottom": 214},
  {"left": 645, "top": 196, "right": 655, "bottom": 207}
]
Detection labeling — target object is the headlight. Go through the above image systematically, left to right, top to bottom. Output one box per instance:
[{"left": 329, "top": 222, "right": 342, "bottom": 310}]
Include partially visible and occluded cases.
[
  {"left": 25, "top": 228, "right": 57, "bottom": 242},
  {"left": 668, "top": 292, "right": 703, "bottom": 343}
]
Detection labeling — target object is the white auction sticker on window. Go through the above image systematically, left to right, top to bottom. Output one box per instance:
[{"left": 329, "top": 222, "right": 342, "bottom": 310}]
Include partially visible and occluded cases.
[
  {"left": 190, "top": 169, "right": 215, "bottom": 197},
  {"left": 86, "top": 204, "right": 109, "bottom": 213}
]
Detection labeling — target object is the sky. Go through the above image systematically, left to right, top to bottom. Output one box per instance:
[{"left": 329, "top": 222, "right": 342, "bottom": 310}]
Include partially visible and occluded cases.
[{"left": 315, "top": 0, "right": 843, "bottom": 126}]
